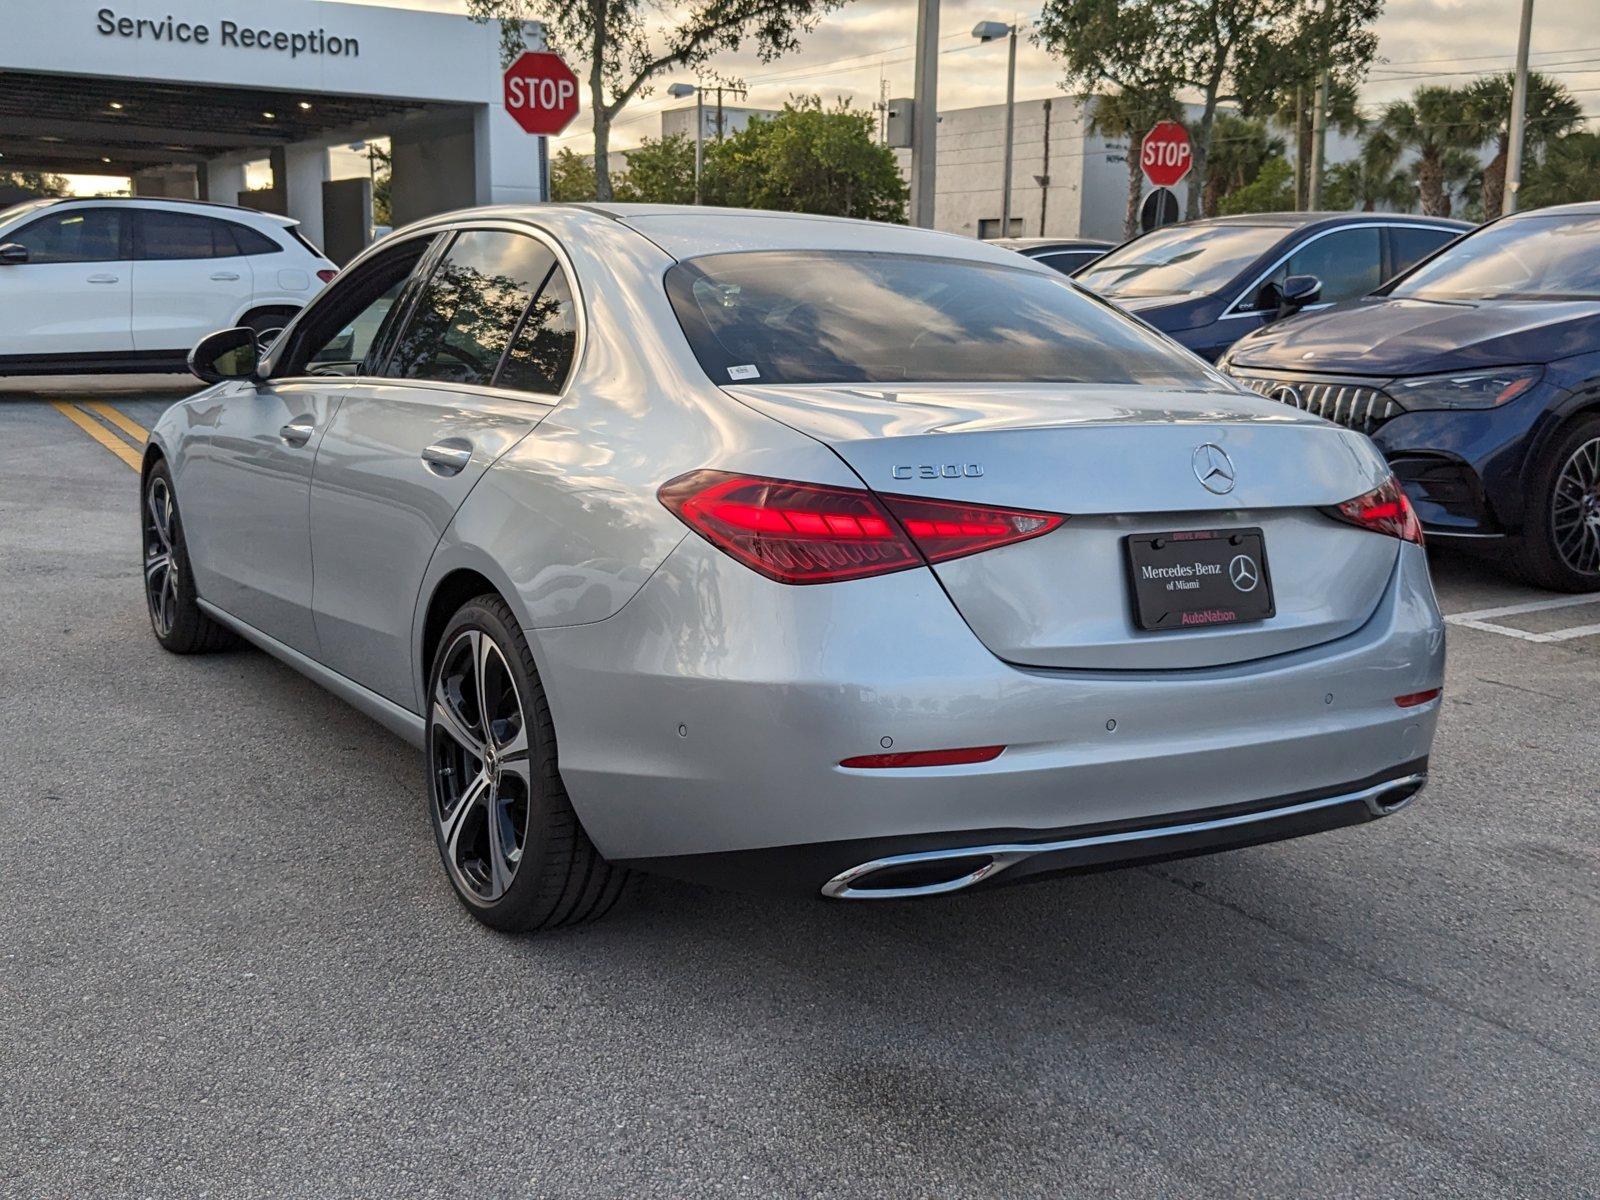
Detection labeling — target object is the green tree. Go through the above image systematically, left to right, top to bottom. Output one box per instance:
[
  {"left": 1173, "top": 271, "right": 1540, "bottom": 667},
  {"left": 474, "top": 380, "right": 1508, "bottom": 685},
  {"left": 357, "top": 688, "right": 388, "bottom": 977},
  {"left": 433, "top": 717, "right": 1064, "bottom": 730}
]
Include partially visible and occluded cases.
[
  {"left": 466, "top": 0, "right": 848, "bottom": 201},
  {"left": 1036, "top": 0, "right": 1382, "bottom": 220},
  {"left": 1464, "top": 72, "right": 1583, "bottom": 217},
  {"left": 1257, "top": 77, "right": 1364, "bottom": 209},
  {"left": 1379, "top": 86, "right": 1479, "bottom": 217},
  {"left": 1087, "top": 89, "right": 1182, "bottom": 238},
  {"left": 702, "top": 98, "right": 906, "bottom": 221},
  {"left": 1203, "top": 114, "right": 1286, "bottom": 214},
  {"left": 1323, "top": 129, "right": 1410, "bottom": 212},
  {"left": 1521, "top": 131, "right": 1600, "bottom": 208},
  {"left": 612, "top": 133, "right": 697, "bottom": 203},
  {"left": 368, "top": 145, "right": 393, "bottom": 226},
  {"left": 549, "top": 147, "right": 596, "bottom": 201},
  {"left": 1216, "top": 156, "right": 1294, "bottom": 215},
  {"left": 0, "top": 170, "right": 68, "bottom": 199}
]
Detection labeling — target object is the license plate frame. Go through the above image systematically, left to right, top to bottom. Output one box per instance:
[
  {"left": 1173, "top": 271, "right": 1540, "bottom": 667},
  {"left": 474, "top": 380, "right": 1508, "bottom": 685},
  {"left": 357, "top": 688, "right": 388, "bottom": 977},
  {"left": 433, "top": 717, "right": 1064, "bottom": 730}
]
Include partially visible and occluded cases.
[{"left": 1124, "top": 527, "right": 1275, "bottom": 632}]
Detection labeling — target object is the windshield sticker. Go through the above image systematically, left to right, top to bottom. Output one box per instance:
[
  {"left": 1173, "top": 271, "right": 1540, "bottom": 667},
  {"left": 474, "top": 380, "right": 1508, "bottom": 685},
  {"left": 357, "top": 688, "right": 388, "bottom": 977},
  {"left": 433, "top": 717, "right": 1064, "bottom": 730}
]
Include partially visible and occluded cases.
[{"left": 727, "top": 364, "right": 760, "bottom": 381}]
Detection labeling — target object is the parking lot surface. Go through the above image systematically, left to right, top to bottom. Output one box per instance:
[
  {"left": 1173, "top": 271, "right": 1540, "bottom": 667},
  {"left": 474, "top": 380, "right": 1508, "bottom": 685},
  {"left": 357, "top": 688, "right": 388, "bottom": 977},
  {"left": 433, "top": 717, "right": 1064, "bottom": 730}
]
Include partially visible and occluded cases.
[{"left": 2, "top": 378, "right": 1596, "bottom": 1199}]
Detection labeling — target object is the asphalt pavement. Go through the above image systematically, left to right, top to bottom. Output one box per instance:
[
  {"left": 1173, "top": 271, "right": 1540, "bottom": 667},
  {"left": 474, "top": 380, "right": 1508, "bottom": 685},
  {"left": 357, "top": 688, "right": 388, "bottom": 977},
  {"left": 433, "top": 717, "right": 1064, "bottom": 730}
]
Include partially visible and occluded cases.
[{"left": 1, "top": 377, "right": 1596, "bottom": 1199}]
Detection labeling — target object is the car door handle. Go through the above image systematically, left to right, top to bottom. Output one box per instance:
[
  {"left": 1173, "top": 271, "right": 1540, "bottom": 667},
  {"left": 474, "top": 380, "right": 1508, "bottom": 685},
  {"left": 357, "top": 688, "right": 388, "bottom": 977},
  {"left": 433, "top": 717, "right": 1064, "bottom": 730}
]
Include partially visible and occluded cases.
[
  {"left": 210, "top": 271, "right": 242, "bottom": 281},
  {"left": 87, "top": 274, "right": 120, "bottom": 284},
  {"left": 280, "top": 419, "right": 316, "bottom": 446},
  {"left": 421, "top": 439, "right": 473, "bottom": 475}
]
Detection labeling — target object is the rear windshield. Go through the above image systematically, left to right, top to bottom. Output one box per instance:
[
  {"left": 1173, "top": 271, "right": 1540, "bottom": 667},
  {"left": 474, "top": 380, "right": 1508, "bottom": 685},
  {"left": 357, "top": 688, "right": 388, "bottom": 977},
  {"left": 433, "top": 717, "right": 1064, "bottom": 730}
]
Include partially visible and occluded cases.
[
  {"left": 1078, "top": 224, "right": 1284, "bottom": 299},
  {"left": 664, "top": 250, "right": 1226, "bottom": 389}
]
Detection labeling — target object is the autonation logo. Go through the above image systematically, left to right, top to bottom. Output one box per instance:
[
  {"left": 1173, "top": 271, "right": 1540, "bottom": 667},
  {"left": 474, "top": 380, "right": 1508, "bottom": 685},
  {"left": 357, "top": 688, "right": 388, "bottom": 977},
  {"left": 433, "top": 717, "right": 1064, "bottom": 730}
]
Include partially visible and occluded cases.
[{"left": 95, "top": 7, "right": 361, "bottom": 58}]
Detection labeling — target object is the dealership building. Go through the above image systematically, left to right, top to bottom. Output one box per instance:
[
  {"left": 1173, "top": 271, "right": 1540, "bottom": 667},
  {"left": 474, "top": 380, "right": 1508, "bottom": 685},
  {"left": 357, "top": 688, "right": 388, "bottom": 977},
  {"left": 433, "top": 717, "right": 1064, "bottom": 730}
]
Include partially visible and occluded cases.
[{"left": 1, "top": 0, "right": 547, "bottom": 260}]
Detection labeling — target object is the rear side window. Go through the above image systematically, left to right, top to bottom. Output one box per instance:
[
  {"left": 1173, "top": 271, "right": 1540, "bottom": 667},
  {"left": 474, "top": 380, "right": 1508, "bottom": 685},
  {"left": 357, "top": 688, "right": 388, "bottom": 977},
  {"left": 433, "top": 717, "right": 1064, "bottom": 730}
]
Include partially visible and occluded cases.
[
  {"left": 10, "top": 208, "right": 127, "bottom": 263},
  {"left": 229, "top": 223, "right": 283, "bottom": 256},
  {"left": 1389, "top": 226, "right": 1456, "bottom": 276},
  {"left": 387, "top": 231, "right": 558, "bottom": 388},
  {"left": 665, "top": 250, "right": 1227, "bottom": 389},
  {"left": 495, "top": 265, "right": 577, "bottom": 395}
]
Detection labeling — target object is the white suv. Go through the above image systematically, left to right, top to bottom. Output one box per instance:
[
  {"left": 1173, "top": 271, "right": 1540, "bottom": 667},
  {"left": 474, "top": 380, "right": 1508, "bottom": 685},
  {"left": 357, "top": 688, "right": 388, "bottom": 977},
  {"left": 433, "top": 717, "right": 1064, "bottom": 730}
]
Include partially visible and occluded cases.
[{"left": 0, "top": 197, "right": 336, "bottom": 375}]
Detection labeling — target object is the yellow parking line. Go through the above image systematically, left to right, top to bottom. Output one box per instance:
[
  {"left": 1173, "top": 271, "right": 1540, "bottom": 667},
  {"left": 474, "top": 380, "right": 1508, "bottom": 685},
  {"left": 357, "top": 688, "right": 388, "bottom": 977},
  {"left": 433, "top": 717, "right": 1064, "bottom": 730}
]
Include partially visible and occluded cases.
[
  {"left": 83, "top": 400, "right": 149, "bottom": 444},
  {"left": 51, "top": 401, "right": 142, "bottom": 471}
]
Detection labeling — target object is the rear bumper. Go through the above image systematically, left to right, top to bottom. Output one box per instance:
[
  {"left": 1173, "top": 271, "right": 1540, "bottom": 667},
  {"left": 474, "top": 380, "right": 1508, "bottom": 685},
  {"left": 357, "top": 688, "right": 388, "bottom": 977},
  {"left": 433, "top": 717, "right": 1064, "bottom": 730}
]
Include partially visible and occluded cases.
[
  {"left": 531, "top": 535, "right": 1445, "bottom": 866},
  {"left": 624, "top": 762, "right": 1428, "bottom": 897}
]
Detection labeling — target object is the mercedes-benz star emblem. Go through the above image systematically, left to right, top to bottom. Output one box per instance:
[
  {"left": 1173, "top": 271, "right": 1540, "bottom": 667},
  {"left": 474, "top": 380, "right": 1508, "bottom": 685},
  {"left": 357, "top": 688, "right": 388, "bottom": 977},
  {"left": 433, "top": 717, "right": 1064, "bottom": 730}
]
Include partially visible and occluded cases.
[
  {"left": 1269, "top": 383, "right": 1302, "bottom": 408},
  {"left": 1192, "top": 443, "right": 1236, "bottom": 495},
  {"left": 1229, "top": 554, "right": 1259, "bottom": 592}
]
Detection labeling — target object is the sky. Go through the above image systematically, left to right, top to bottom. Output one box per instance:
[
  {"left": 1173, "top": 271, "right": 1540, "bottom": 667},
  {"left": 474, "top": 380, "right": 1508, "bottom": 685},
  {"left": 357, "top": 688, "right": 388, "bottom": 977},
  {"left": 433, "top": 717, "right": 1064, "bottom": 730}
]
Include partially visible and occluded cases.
[
  {"left": 58, "top": 0, "right": 1599, "bottom": 191},
  {"left": 342, "top": 0, "right": 1600, "bottom": 155}
]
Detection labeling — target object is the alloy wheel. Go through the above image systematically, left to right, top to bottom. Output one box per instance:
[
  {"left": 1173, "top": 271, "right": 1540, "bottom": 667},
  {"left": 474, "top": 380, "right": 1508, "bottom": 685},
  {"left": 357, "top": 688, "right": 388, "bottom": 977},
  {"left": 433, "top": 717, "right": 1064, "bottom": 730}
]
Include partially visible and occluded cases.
[
  {"left": 1552, "top": 436, "right": 1600, "bottom": 576},
  {"left": 143, "top": 477, "right": 179, "bottom": 638},
  {"left": 429, "top": 629, "right": 532, "bottom": 903}
]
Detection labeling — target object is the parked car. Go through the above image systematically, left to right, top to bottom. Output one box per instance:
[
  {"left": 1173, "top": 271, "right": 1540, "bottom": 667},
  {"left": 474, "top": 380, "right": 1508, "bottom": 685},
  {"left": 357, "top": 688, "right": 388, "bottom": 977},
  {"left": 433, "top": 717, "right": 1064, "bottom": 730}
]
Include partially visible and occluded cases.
[
  {"left": 0, "top": 196, "right": 335, "bottom": 376},
  {"left": 1222, "top": 202, "right": 1600, "bottom": 592},
  {"left": 143, "top": 204, "right": 1442, "bottom": 931},
  {"left": 1076, "top": 212, "right": 1470, "bottom": 360},
  {"left": 992, "top": 236, "right": 1112, "bottom": 276}
]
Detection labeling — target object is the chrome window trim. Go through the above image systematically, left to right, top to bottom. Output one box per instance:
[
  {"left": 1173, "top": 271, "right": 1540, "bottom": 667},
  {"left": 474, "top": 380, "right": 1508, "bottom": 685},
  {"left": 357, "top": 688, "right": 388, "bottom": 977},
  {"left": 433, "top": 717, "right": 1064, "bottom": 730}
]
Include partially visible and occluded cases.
[
  {"left": 266, "top": 216, "right": 587, "bottom": 405},
  {"left": 1221, "top": 222, "right": 1464, "bottom": 320}
]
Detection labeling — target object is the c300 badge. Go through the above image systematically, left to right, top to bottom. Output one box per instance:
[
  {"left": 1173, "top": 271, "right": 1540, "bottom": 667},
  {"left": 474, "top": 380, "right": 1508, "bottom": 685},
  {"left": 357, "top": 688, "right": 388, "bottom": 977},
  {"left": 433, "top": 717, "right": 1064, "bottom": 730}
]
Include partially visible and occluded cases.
[{"left": 892, "top": 463, "right": 984, "bottom": 480}]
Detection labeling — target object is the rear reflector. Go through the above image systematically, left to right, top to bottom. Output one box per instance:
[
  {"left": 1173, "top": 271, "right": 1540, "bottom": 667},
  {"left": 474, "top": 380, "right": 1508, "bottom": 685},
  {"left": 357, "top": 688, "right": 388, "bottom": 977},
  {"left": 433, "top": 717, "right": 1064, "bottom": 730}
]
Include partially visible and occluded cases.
[
  {"left": 316, "top": 268, "right": 338, "bottom": 283},
  {"left": 658, "top": 469, "right": 1063, "bottom": 584},
  {"left": 1323, "top": 475, "right": 1424, "bottom": 544},
  {"left": 1394, "top": 688, "right": 1441, "bottom": 708},
  {"left": 840, "top": 745, "right": 1005, "bottom": 769}
]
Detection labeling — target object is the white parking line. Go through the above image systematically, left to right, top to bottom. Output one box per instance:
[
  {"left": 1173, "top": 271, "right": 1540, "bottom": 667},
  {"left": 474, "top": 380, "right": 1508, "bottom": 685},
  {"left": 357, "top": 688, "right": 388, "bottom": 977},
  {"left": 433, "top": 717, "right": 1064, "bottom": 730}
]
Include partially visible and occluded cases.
[{"left": 1445, "top": 594, "right": 1600, "bottom": 643}]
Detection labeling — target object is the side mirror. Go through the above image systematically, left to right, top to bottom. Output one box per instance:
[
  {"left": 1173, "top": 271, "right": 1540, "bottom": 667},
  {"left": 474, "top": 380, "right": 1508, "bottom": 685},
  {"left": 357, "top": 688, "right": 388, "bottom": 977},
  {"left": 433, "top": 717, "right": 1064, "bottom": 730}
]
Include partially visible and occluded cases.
[
  {"left": 0, "top": 243, "right": 28, "bottom": 265},
  {"left": 1277, "top": 274, "right": 1322, "bottom": 318},
  {"left": 189, "top": 327, "right": 260, "bottom": 384}
]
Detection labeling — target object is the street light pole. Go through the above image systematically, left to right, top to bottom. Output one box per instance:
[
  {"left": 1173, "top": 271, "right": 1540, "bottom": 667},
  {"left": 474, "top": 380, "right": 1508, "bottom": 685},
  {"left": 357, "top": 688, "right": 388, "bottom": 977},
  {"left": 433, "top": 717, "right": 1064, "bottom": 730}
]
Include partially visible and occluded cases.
[
  {"left": 910, "top": 0, "right": 940, "bottom": 228},
  {"left": 1504, "top": 0, "right": 1535, "bottom": 215},
  {"left": 973, "top": 20, "right": 1018, "bottom": 238},
  {"left": 694, "top": 89, "right": 704, "bottom": 204}
]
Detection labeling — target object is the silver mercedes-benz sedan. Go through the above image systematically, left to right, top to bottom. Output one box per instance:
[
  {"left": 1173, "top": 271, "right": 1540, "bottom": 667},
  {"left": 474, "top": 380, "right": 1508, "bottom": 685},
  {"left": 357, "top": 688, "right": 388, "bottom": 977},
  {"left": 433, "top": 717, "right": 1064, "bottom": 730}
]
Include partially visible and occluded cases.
[{"left": 143, "top": 204, "right": 1445, "bottom": 931}]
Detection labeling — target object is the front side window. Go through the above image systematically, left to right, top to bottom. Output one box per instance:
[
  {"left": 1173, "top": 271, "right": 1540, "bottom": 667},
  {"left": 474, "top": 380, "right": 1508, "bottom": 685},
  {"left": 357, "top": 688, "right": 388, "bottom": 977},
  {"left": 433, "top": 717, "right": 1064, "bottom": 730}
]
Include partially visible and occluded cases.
[
  {"left": 10, "top": 208, "right": 127, "bottom": 263},
  {"left": 1388, "top": 214, "right": 1600, "bottom": 301},
  {"left": 1077, "top": 224, "right": 1283, "bottom": 299},
  {"left": 1240, "top": 226, "right": 1383, "bottom": 311},
  {"left": 388, "top": 231, "right": 558, "bottom": 387},
  {"left": 274, "top": 237, "right": 434, "bottom": 376},
  {"left": 665, "top": 250, "right": 1229, "bottom": 389}
]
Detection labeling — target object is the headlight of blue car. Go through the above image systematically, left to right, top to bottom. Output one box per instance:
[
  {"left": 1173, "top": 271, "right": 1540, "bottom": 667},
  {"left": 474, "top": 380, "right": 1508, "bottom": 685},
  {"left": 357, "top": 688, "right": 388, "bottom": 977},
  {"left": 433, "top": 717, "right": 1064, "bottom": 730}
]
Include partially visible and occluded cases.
[{"left": 1392, "top": 365, "right": 1543, "bottom": 410}]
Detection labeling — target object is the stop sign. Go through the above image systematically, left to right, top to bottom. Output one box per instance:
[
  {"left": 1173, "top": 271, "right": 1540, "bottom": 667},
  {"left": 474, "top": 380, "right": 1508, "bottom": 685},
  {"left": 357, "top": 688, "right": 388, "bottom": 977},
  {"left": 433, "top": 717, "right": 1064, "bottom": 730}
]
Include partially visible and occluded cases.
[
  {"left": 503, "top": 50, "right": 580, "bottom": 135},
  {"left": 1140, "top": 121, "right": 1193, "bottom": 188}
]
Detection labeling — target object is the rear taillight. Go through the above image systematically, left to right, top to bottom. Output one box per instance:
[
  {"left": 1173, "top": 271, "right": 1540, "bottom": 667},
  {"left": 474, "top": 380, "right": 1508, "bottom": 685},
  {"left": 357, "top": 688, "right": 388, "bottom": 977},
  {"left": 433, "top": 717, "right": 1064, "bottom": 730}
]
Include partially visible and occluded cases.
[
  {"left": 316, "top": 268, "right": 338, "bottom": 283},
  {"left": 658, "top": 470, "right": 1064, "bottom": 585},
  {"left": 1323, "top": 476, "right": 1423, "bottom": 545}
]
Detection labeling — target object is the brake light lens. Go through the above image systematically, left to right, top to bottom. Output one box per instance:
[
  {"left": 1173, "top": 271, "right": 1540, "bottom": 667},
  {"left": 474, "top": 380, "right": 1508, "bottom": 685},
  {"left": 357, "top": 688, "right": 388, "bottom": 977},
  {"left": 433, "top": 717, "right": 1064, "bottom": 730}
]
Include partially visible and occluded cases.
[
  {"left": 316, "top": 268, "right": 338, "bottom": 283},
  {"left": 658, "top": 470, "right": 1065, "bottom": 584},
  {"left": 1323, "top": 476, "right": 1423, "bottom": 545},
  {"left": 840, "top": 745, "right": 1005, "bottom": 769}
]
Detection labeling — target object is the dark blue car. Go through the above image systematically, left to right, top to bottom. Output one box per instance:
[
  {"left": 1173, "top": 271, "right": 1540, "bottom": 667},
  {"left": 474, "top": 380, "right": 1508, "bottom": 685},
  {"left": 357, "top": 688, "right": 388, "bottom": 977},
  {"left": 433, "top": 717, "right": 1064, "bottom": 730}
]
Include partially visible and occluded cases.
[
  {"left": 1222, "top": 202, "right": 1600, "bottom": 592},
  {"left": 1076, "top": 212, "right": 1468, "bottom": 361}
]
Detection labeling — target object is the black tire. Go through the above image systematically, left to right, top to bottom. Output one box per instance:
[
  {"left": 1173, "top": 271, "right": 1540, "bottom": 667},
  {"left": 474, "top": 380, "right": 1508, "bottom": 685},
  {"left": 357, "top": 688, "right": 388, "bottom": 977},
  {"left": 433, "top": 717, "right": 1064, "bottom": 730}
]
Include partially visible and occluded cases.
[
  {"left": 240, "top": 307, "right": 297, "bottom": 347},
  {"left": 1514, "top": 414, "right": 1600, "bottom": 592},
  {"left": 141, "top": 460, "right": 238, "bottom": 654},
  {"left": 425, "top": 595, "right": 633, "bottom": 932}
]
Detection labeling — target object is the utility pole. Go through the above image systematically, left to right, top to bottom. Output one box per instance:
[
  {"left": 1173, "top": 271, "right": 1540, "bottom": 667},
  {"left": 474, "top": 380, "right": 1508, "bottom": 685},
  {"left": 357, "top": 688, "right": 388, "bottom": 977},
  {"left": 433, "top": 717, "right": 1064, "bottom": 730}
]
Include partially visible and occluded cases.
[
  {"left": 910, "top": 0, "right": 940, "bottom": 228},
  {"left": 1504, "top": 0, "right": 1535, "bottom": 215},
  {"left": 1002, "top": 25, "right": 1017, "bottom": 236},
  {"left": 1308, "top": 71, "right": 1328, "bottom": 210},
  {"left": 1292, "top": 84, "right": 1306, "bottom": 211},
  {"left": 694, "top": 89, "right": 704, "bottom": 204}
]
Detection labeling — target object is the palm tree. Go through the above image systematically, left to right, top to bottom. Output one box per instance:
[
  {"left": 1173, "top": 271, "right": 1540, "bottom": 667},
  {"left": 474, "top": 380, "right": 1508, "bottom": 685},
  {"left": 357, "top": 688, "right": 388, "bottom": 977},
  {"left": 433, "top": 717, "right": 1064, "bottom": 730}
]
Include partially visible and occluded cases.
[
  {"left": 1465, "top": 72, "right": 1584, "bottom": 217},
  {"left": 1266, "top": 77, "right": 1366, "bottom": 209},
  {"left": 1379, "top": 86, "right": 1479, "bottom": 217},
  {"left": 1087, "top": 89, "right": 1182, "bottom": 239},
  {"left": 1202, "top": 115, "right": 1286, "bottom": 214},
  {"left": 1325, "top": 128, "right": 1410, "bottom": 212},
  {"left": 1522, "top": 131, "right": 1600, "bottom": 208}
]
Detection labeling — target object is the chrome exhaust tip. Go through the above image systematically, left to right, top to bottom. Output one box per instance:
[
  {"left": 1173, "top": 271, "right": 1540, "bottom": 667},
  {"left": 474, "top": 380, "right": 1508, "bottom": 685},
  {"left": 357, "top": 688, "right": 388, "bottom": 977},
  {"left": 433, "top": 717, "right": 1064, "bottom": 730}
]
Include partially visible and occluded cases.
[{"left": 821, "top": 772, "right": 1429, "bottom": 900}]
